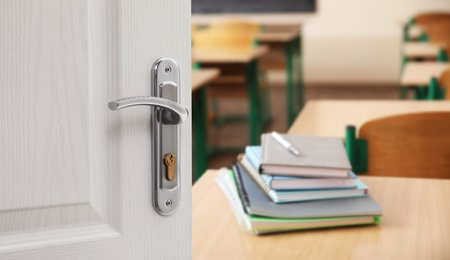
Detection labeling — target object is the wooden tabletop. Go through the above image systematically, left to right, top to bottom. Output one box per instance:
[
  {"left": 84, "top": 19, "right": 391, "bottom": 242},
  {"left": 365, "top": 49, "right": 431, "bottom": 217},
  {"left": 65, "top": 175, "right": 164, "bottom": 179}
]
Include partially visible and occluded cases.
[
  {"left": 256, "top": 30, "right": 299, "bottom": 43},
  {"left": 403, "top": 42, "right": 444, "bottom": 59},
  {"left": 192, "top": 45, "right": 269, "bottom": 64},
  {"left": 400, "top": 61, "right": 450, "bottom": 86},
  {"left": 192, "top": 69, "right": 220, "bottom": 92},
  {"left": 288, "top": 100, "right": 450, "bottom": 136},
  {"left": 193, "top": 170, "right": 450, "bottom": 259}
]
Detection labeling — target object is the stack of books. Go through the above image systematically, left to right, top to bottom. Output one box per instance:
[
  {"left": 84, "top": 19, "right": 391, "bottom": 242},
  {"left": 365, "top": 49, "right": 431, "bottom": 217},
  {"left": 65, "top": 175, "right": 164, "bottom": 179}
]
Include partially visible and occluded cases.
[{"left": 216, "top": 133, "right": 382, "bottom": 234}]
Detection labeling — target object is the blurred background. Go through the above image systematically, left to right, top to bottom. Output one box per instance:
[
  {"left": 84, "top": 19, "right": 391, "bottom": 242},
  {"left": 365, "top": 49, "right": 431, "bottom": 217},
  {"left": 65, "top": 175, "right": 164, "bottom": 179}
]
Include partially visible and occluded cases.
[{"left": 190, "top": 0, "right": 450, "bottom": 179}]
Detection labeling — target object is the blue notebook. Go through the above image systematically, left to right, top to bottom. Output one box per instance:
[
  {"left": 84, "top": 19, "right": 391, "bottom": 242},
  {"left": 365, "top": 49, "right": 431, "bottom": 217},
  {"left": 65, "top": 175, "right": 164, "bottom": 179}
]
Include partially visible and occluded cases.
[{"left": 245, "top": 146, "right": 357, "bottom": 191}]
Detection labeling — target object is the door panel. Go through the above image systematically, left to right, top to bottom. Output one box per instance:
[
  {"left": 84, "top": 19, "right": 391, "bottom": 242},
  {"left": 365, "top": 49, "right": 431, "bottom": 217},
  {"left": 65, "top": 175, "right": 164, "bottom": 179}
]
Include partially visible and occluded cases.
[{"left": 0, "top": 0, "right": 191, "bottom": 258}]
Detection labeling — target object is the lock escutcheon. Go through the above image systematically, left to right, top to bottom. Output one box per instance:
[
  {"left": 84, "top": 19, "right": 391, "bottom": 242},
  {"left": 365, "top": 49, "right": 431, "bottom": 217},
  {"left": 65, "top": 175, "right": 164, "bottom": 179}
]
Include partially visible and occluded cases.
[{"left": 164, "top": 153, "right": 176, "bottom": 181}]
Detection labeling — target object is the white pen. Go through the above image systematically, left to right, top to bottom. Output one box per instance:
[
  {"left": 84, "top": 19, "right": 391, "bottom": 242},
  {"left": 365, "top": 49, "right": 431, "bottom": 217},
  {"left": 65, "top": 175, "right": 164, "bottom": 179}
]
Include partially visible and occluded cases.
[{"left": 270, "top": 131, "right": 300, "bottom": 156}]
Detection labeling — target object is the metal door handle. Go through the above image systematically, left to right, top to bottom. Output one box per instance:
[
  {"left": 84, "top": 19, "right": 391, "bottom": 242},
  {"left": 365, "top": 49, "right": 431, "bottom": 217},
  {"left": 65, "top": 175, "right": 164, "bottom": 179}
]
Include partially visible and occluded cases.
[
  {"left": 108, "top": 58, "right": 187, "bottom": 216},
  {"left": 108, "top": 94, "right": 189, "bottom": 124}
]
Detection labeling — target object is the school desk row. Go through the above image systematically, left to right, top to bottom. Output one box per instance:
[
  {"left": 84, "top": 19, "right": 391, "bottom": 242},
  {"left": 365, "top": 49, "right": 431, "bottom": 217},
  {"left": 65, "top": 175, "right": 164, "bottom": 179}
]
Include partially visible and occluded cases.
[
  {"left": 191, "top": 26, "right": 303, "bottom": 179},
  {"left": 193, "top": 100, "right": 450, "bottom": 259}
]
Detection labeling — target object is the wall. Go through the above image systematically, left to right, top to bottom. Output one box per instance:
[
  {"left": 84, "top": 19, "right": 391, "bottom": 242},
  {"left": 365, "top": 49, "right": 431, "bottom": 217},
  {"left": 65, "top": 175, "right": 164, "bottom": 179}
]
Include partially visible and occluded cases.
[{"left": 192, "top": 0, "right": 450, "bottom": 84}]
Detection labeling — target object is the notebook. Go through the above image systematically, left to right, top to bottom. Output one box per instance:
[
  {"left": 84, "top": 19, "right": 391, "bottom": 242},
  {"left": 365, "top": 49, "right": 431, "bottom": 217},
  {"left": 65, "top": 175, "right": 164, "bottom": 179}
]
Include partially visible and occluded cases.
[
  {"left": 260, "top": 134, "right": 352, "bottom": 178},
  {"left": 246, "top": 146, "right": 357, "bottom": 190},
  {"left": 239, "top": 157, "right": 368, "bottom": 203},
  {"left": 231, "top": 163, "right": 382, "bottom": 219},
  {"left": 215, "top": 168, "right": 381, "bottom": 234}
]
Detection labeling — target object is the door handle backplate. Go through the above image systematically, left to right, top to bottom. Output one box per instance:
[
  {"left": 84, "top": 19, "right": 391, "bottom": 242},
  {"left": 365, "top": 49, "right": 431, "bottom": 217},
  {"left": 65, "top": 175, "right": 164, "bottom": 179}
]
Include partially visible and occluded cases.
[{"left": 108, "top": 58, "right": 186, "bottom": 215}]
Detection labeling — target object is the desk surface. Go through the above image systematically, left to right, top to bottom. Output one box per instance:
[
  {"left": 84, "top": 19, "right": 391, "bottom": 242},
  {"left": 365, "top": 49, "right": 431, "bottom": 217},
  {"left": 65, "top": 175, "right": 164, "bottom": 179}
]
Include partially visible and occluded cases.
[
  {"left": 257, "top": 30, "right": 299, "bottom": 43},
  {"left": 403, "top": 42, "right": 444, "bottom": 58},
  {"left": 192, "top": 45, "right": 269, "bottom": 64},
  {"left": 400, "top": 61, "right": 450, "bottom": 86},
  {"left": 192, "top": 69, "right": 220, "bottom": 92},
  {"left": 288, "top": 100, "right": 450, "bottom": 136},
  {"left": 193, "top": 170, "right": 450, "bottom": 259}
]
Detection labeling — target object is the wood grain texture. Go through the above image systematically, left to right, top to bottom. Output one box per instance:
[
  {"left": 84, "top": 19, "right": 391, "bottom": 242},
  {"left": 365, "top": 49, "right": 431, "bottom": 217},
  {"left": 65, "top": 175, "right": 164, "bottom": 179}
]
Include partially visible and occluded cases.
[
  {"left": 0, "top": 0, "right": 191, "bottom": 258},
  {"left": 0, "top": 0, "right": 89, "bottom": 211},
  {"left": 118, "top": 0, "right": 191, "bottom": 259},
  {"left": 400, "top": 62, "right": 449, "bottom": 86},
  {"left": 288, "top": 100, "right": 450, "bottom": 137},
  {"left": 359, "top": 112, "right": 450, "bottom": 178},
  {"left": 193, "top": 170, "right": 450, "bottom": 260},
  {"left": 0, "top": 225, "right": 122, "bottom": 260}
]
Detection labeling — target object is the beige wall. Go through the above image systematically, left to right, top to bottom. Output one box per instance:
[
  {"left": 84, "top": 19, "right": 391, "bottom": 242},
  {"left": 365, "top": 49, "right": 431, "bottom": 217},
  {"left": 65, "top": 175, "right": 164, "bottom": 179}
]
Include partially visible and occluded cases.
[{"left": 192, "top": 0, "right": 450, "bottom": 84}]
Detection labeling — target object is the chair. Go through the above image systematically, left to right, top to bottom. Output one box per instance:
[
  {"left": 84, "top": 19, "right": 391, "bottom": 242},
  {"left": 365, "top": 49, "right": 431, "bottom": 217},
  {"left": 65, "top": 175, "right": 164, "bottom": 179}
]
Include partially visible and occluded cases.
[
  {"left": 404, "top": 12, "right": 450, "bottom": 41},
  {"left": 413, "top": 12, "right": 450, "bottom": 25},
  {"left": 208, "top": 19, "right": 261, "bottom": 34},
  {"left": 206, "top": 20, "right": 272, "bottom": 125},
  {"left": 193, "top": 23, "right": 271, "bottom": 131},
  {"left": 439, "top": 68, "right": 450, "bottom": 100},
  {"left": 351, "top": 112, "right": 450, "bottom": 179}
]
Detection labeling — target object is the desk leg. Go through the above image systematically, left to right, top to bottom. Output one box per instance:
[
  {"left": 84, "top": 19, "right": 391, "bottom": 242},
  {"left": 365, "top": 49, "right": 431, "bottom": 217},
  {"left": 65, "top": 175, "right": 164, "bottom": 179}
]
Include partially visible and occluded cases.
[
  {"left": 295, "top": 35, "right": 304, "bottom": 113},
  {"left": 284, "top": 41, "right": 295, "bottom": 127},
  {"left": 245, "top": 60, "right": 262, "bottom": 145},
  {"left": 192, "top": 87, "right": 208, "bottom": 182}
]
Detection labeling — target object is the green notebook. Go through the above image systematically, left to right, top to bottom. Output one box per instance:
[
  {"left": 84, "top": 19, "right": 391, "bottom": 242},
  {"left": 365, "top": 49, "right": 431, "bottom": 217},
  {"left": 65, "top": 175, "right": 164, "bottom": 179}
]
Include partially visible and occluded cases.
[{"left": 215, "top": 165, "right": 382, "bottom": 234}]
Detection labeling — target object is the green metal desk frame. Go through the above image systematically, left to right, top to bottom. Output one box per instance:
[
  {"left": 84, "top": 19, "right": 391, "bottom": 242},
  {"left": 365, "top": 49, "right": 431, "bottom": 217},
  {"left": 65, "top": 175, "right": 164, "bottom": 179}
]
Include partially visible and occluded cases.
[
  {"left": 284, "top": 35, "right": 304, "bottom": 127},
  {"left": 400, "top": 77, "right": 445, "bottom": 100},
  {"left": 192, "top": 85, "right": 209, "bottom": 182},
  {"left": 345, "top": 125, "right": 368, "bottom": 174}
]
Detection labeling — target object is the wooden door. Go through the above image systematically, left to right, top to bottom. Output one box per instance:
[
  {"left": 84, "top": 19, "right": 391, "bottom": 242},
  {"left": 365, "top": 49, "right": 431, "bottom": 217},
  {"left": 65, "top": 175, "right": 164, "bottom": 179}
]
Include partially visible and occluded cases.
[{"left": 0, "top": 0, "right": 191, "bottom": 259}]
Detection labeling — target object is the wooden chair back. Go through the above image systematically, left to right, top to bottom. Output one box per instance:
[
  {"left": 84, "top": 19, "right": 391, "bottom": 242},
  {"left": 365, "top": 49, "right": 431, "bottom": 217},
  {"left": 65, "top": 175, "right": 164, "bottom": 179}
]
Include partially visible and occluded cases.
[
  {"left": 414, "top": 12, "right": 450, "bottom": 26},
  {"left": 208, "top": 19, "right": 260, "bottom": 34},
  {"left": 424, "top": 21, "right": 450, "bottom": 43},
  {"left": 192, "top": 29, "right": 256, "bottom": 49},
  {"left": 440, "top": 68, "right": 450, "bottom": 100},
  {"left": 359, "top": 112, "right": 450, "bottom": 179}
]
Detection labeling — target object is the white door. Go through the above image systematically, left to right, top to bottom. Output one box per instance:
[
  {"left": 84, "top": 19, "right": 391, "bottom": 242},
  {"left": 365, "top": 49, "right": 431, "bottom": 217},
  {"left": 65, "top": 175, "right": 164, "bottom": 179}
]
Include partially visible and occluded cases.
[{"left": 0, "top": 1, "right": 191, "bottom": 259}]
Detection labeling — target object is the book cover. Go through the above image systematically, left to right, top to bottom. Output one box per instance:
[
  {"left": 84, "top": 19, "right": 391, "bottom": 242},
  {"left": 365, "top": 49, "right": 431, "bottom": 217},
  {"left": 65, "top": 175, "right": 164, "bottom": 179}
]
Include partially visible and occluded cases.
[
  {"left": 260, "top": 134, "right": 352, "bottom": 177},
  {"left": 246, "top": 146, "right": 357, "bottom": 190},
  {"left": 239, "top": 154, "right": 362, "bottom": 203},
  {"left": 231, "top": 163, "right": 382, "bottom": 219},
  {"left": 215, "top": 168, "right": 381, "bottom": 234}
]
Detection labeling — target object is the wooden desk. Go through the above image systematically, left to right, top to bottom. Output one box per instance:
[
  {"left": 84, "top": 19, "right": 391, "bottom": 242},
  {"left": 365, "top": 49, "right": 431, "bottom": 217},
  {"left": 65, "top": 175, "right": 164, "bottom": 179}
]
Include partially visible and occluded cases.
[
  {"left": 257, "top": 30, "right": 303, "bottom": 127},
  {"left": 403, "top": 42, "right": 444, "bottom": 60},
  {"left": 192, "top": 46, "right": 269, "bottom": 145},
  {"left": 192, "top": 46, "right": 269, "bottom": 64},
  {"left": 401, "top": 62, "right": 450, "bottom": 86},
  {"left": 192, "top": 69, "right": 220, "bottom": 181},
  {"left": 192, "top": 69, "right": 220, "bottom": 92},
  {"left": 193, "top": 100, "right": 450, "bottom": 259},
  {"left": 288, "top": 100, "right": 450, "bottom": 136},
  {"left": 193, "top": 170, "right": 450, "bottom": 259}
]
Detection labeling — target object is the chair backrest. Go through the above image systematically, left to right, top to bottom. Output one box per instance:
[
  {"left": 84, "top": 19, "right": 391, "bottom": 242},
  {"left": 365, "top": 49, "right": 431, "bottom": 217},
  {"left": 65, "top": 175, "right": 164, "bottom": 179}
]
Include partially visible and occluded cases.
[
  {"left": 414, "top": 12, "right": 450, "bottom": 26},
  {"left": 208, "top": 19, "right": 260, "bottom": 34},
  {"left": 424, "top": 21, "right": 450, "bottom": 43},
  {"left": 192, "top": 29, "right": 256, "bottom": 49},
  {"left": 440, "top": 68, "right": 450, "bottom": 100},
  {"left": 359, "top": 112, "right": 450, "bottom": 179}
]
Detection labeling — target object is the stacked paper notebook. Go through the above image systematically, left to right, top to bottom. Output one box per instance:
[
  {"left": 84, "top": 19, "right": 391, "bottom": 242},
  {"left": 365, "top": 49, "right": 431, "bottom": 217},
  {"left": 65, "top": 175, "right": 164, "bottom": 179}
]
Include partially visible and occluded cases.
[{"left": 216, "top": 133, "right": 382, "bottom": 234}]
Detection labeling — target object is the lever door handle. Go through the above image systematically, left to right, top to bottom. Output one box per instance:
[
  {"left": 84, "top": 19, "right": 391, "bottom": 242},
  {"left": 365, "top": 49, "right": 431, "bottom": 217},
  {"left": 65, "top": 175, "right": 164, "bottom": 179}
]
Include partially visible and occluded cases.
[
  {"left": 108, "top": 58, "right": 187, "bottom": 216},
  {"left": 108, "top": 94, "right": 189, "bottom": 124}
]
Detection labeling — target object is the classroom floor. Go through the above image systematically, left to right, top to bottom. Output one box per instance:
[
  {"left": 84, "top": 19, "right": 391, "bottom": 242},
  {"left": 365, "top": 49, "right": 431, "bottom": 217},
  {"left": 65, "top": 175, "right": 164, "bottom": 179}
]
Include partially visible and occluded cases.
[{"left": 207, "top": 83, "right": 398, "bottom": 169}]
